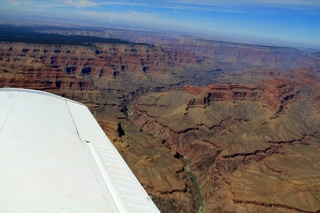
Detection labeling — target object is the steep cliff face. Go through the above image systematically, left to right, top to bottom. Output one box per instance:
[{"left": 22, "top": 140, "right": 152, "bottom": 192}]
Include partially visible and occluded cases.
[
  {"left": 38, "top": 28, "right": 320, "bottom": 72},
  {"left": 0, "top": 36, "right": 212, "bottom": 93},
  {"left": 1, "top": 36, "right": 320, "bottom": 213},
  {"left": 160, "top": 39, "right": 320, "bottom": 73},
  {"left": 0, "top": 41, "right": 216, "bottom": 212},
  {"left": 0, "top": 41, "right": 217, "bottom": 101},
  {"left": 129, "top": 76, "right": 320, "bottom": 212},
  {"left": 129, "top": 78, "right": 299, "bottom": 148},
  {"left": 178, "top": 79, "right": 298, "bottom": 114},
  {"left": 183, "top": 84, "right": 263, "bottom": 106}
]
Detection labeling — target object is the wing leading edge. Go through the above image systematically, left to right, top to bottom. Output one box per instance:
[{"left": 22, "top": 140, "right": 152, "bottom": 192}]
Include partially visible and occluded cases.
[{"left": 0, "top": 88, "right": 160, "bottom": 213}]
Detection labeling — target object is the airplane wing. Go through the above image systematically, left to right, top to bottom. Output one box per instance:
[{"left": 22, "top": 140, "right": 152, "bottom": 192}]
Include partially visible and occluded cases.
[{"left": 0, "top": 88, "right": 160, "bottom": 213}]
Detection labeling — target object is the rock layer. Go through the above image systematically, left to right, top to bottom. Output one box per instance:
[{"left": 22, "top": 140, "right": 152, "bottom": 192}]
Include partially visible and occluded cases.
[
  {"left": 1, "top": 34, "right": 320, "bottom": 212},
  {"left": 129, "top": 76, "right": 320, "bottom": 212}
]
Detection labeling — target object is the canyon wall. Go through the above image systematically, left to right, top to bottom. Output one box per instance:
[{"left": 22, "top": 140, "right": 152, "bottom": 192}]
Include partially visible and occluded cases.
[
  {"left": 38, "top": 28, "right": 319, "bottom": 72},
  {"left": 1, "top": 35, "right": 320, "bottom": 212},
  {"left": 0, "top": 40, "right": 217, "bottom": 212},
  {"left": 129, "top": 74, "right": 320, "bottom": 212}
]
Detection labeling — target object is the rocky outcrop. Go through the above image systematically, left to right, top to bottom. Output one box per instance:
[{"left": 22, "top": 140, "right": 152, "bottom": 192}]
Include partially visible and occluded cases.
[
  {"left": 37, "top": 27, "right": 320, "bottom": 72},
  {"left": 1, "top": 31, "right": 320, "bottom": 212},
  {"left": 162, "top": 39, "right": 319, "bottom": 72},
  {"left": 0, "top": 40, "right": 215, "bottom": 213},
  {"left": 0, "top": 41, "right": 215, "bottom": 107},
  {"left": 0, "top": 41, "right": 208, "bottom": 74},
  {"left": 0, "top": 41, "right": 217, "bottom": 95},
  {"left": 129, "top": 75, "right": 320, "bottom": 212},
  {"left": 129, "top": 77, "right": 304, "bottom": 151},
  {"left": 260, "top": 78, "right": 297, "bottom": 109},
  {"left": 182, "top": 79, "right": 298, "bottom": 113},
  {"left": 184, "top": 84, "right": 263, "bottom": 106}
]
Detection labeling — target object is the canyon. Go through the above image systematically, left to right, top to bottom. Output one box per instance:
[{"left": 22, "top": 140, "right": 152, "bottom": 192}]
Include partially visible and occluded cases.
[{"left": 1, "top": 25, "right": 320, "bottom": 212}]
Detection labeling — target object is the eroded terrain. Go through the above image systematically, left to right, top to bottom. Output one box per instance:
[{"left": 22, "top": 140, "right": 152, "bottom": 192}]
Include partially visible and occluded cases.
[
  {"left": 1, "top": 25, "right": 320, "bottom": 212},
  {"left": 130, "top": 76, "right": 320, "bottom": 212}
]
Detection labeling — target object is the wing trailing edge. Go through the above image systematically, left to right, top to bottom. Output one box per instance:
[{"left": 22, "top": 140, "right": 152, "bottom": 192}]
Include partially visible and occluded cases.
[{"left": 0, "top": 88, "right": 160, "bottom": 213}]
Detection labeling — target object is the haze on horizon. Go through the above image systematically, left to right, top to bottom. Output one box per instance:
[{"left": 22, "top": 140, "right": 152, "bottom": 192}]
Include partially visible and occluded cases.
[{"left": 0, "top": 0, "right": 319, "bottom": 49}]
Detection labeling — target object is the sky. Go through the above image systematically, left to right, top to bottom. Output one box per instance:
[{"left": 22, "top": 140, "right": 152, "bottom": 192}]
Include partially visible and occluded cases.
[{"left": 0, "top": 0, "right": 320, "bottom": 48}]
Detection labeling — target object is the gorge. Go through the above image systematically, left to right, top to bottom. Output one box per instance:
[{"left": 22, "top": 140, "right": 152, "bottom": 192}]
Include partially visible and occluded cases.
[{"left": 1, "top": 25, "right": 320, "bottom": 212}]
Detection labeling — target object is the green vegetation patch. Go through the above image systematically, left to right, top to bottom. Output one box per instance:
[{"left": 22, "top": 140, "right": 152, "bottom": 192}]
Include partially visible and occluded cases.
[{"left": 186, "top": 157, "right": 204, "bottom": 213}]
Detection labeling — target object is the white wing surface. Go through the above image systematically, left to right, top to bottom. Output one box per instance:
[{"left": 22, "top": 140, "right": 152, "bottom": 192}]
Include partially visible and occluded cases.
[{"left": 0, "top": 88, "right": 160, "bottom": 213}]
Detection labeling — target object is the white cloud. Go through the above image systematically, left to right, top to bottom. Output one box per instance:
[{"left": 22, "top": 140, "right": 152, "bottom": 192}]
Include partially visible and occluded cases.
[
  {"left": 64, "top": 0, "right": 98, "bottom": 8},
  {"left": 164, "top": 0, "right": 320, "bottom": 14},
  {"left": 169, "top": 0, "right": 320, "bottom": 6},
  {"left": 62, "top": 9, "right": 216, "bottom": 34}
]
